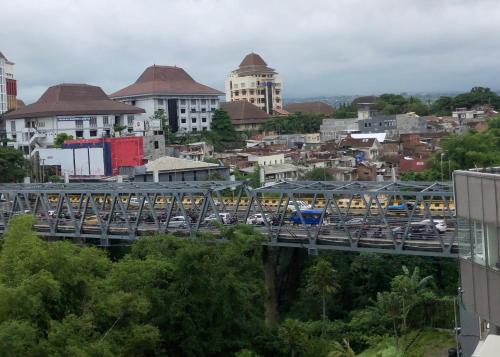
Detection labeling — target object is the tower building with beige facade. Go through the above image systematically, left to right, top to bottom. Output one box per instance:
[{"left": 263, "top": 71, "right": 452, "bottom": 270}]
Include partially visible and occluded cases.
[{"left": 225, "top": 53, "right": 282, "bottom": 115}]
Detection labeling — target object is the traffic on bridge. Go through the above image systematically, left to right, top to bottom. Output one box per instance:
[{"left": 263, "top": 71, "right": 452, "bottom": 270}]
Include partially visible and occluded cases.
[{"left": 0, "top": 180, "right": 458, "bottom": 257}]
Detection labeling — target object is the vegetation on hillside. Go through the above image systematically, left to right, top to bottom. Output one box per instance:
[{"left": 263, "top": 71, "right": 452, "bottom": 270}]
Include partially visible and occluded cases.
[
  {"left": 402, "top": 116, "right": 500, "bottom": 181},
  {"left": 0, "top": 216, "right": 458, "bottom": 356}
]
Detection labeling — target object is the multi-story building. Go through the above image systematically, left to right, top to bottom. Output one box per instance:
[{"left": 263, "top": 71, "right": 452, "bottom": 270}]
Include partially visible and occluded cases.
[
  {"left": 0, "top": 51, "right": 18, "bottom": 114},
  {"left": 225, "top": 53, "right": 283, "bottom": 115},
  {"left": 110, "top": 65, "right": 223, "bottom": 134},
  {"left": 4, "top": 83, "right": 144, "bottom": 156},
  {"left": 219, "top": 100, "right": 270, "bottom": 131},
  {"left": 320, "top": 118, "right": 359, "bottom": 142},
  {"left": 454, "top": 169, "right": 500, "bottom": 356}
]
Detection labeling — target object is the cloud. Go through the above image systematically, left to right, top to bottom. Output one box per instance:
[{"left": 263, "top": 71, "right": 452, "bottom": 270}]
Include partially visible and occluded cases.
[{"left": 2, "top": 0, "right": 500, "bottom": 102}]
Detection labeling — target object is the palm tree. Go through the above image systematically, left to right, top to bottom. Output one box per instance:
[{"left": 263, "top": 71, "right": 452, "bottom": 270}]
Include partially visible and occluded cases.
[
  {"left": 306, "top": 258, "right": 338, "bottom": 321},
  {"left": 278, "top": 319, "right": 307, "bottom": 357},
  {"left": 328, "top": 339, "right": 355, "bottom": 357}
]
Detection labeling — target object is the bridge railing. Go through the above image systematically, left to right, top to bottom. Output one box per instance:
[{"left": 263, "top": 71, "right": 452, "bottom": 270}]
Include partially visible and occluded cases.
[{"left": 0, "top": 180, "right": 458, "bottom": 257}]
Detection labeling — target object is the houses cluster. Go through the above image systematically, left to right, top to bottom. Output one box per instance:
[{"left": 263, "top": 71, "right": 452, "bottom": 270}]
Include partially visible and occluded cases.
[{"left": 0, "top": 49, "right": 496, "bottom": 185}]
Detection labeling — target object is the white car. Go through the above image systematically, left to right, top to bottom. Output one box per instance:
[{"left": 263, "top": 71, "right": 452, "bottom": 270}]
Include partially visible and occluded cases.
[
  {"left": 287, "top": 200, "right": 311, "bottom": 212},
  {"left": 204, "top": 212, "right": 233, "bottom": 225},
  {"left": 246, "top": 213, "right": 271, "bottom": 225},
  {"left": 167, "top": 216, "right": 188, "bottom": 228},
  {"left": 418, "top": 219, "right": 447, "bottom": 233}
]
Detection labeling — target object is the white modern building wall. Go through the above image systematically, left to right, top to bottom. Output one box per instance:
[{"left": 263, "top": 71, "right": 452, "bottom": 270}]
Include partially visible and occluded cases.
[
  {"left": 121, "top": 96, "right": 219, "bottom": 133},
  {"left": 5, "top": 114, "right": 119, "bottom": 149}
]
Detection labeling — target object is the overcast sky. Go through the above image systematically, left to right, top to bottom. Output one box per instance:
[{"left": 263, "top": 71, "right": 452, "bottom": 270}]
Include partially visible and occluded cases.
[{"left": 2, "top": 0, "right": 500, "bottom": 103}]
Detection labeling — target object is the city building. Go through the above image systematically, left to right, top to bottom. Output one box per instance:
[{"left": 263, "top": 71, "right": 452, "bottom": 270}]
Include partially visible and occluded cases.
[
  {"left": 0, "top": 51, "right": 18, "bottom": 114},
  {"left": 225, "top": 53, "right": 283, "bottom": 114},
  {"left": 111, "top": 65, "right": 223, "bottom": 134},
  {"left": 4, "top": 83, "right": 144, "bottom": 156},
  {"left": 219, "top": 100, "right": 270, "bottom": 131},
  {"left": 284, "top": 101, "right": 335, "bottom": 116},
  {"left": 395, "top": 113, "right": 428, "bottom": 135},
  {"left": 358, "top": 115, "right": 398, "bottom": 138},
  {"left": 320, "top": 117, "right": 359, "bottom": 142},
  {"left": 179, "top": 142, "right": 214, "bottom": 161},
  {"left": 134, "top": 156, "right": 229, "bottom": 182},
  {"left": 454, "top": 169, "right": 500, "bottom": 357}
]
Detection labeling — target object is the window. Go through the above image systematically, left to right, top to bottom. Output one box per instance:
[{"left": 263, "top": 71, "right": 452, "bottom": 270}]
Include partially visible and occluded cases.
[
  {"left": 241, "top": 83, "right": 245, "bottom": 88},
  {"left": 234, "top": 84, "right": 238, "bottom": 89},
  {"left": 242, "top": 89, "right": 247, "bottom": 95},
  {"left": 250, "top": 89, "right": 255, "bottom": 95},
  {"left": 234, "top": 91, "right": 239, "bottom": 96},
  {"left": 250, "top": 98, "right": 255, "bottom": 103},
  {"left": 157, "top": 99, "right": 164, "bottom": 105},
  {"left": 180, "top": 99, "right": 186, "bottom": 105},
  {"left": 191, "top": 99, "right": 197, "bottom": 105},
  {"left": 200, "top": 99, "right": 206, "bottom": 105},
  {"left": 210, "top": 99, "right": 216, "bottom": 105},
  {"left": 131, "top": 100, "right": 136, "bottom": 106},
  {"left": 181, "top": 108, "right": 186, "bottom": 113},
  {"left": 191, "top": 108, "right": 196, "bottom": 113},
  {"left": 201, "top": 108, "right": 206, "bottom": 113},
  {"left": 211, "top": 108, "right": 215, "bottom": 112},
  {"left": 127, "top": 115, "right": 134, "bottom": 126},
  {"left": 103, "top": 116, "right": 109, "bottom": 125},
  {"left": 89, "top": 117, "right": 97, "bottom": 128},
  {"left": 191, "top": 117, "right": 197, "bottom": 123},
  {"left": 202, "top": 117, "right": 207, "bottom": 123},
  {"left": 181, "top": 118, "right": 186, "bottom": 124},
  {"left": 76, "top": 120, "right": 84, "bottom": 129},
  {"left": 10, "top": 121, "right": 15, "bottom": 133},
  {"left": 192, "top": 127, "right": 197, "bottom": 132},
  {"left": 202, "top": 127, "right": 207, "bottom": 131},
  {"left": 76, "top": 130, "right": 84, "bottom": 138},
  {"left": 90, "top": 130, "right": 97, "bottom": 137},
  {"left": 154, "top": 141, "right": 159, "bottom": 149}
]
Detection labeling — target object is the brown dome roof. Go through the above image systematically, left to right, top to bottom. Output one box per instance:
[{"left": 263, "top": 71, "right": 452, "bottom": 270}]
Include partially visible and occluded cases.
[
  {"left": 234, "top": 53, "right": 276, "bottom": 76},
  {"left": 110, "top": 65, "right": 223, "bottom": 98},
  {"left": 5, "top": 83, "right": 144, "bottom": 119}
]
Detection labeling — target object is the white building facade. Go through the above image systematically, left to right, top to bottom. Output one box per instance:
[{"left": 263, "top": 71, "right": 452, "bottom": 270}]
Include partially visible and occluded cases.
[
  {"left": 225, "top": 53, "right": 283, "bottom": 115},
  {"left": 110, "top": 65, "right": 223, "bottom": 134},
  {"left": 4, "top": 83, "right": 144, "bottom": 156}
]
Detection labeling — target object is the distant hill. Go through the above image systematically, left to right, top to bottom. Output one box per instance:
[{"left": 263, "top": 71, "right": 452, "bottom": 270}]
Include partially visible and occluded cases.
[{"left": 284, "top": 91, "right": 466, "bottom": 108}]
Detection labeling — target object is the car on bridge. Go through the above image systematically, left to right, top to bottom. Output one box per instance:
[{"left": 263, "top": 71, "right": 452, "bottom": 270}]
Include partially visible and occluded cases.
[
  {"left": 287, "top": 201, "right": 312, "bottom": 212},
  {"left": 288, "top": 209, "right": 325, "bottom": 225},
  {"left": 203, "top": 212, "right": 236, "bottom": 225},
  {"left": 246, "top": 213, "right": 272, "bottom": 225},
  {"left": 166, "top": 216, "right": 189, "bottom": 228},
  {"left": 392, "top": 220, "right": 447, "bottom": 240}
]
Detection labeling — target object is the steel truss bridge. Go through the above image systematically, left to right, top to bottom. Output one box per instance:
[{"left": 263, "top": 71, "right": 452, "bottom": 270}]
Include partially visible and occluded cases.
[{"left": 0, "top": 180, "right": 458, "bottom": 257}]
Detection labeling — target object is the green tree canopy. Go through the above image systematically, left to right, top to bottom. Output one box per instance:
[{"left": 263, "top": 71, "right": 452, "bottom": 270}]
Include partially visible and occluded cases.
[
  {"left": 53, "top": 133, "right": 74, "bottom": 147},
  {"left": 0, "top": 147, "right": 29, "bottom": 182}
]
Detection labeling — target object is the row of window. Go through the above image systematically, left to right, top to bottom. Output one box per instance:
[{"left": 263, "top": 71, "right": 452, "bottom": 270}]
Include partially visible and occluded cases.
[
  {"left": 156, "top": 98, "right": 217, "bottom": 106},
  {"left": 180, "top": 107, "right": 215, "bottom": 114},
  {"left": 180, "top": 117, "right": 208, "bottom": 124},
  {"left": 363, "top": 120, "right": 396, "bottom": 128}
]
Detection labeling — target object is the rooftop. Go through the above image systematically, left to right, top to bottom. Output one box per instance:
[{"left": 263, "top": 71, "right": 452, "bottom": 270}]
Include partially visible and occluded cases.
[
  {"left": 0, "top": 51, "right": 14, "bottom": 65},
  {"left": 234, "top": 53, "right": 277, "bottom": 76},
  {"left": 110, "top": 65, "right": 223, "bottom": 98},
  {"left": 5, "top": 83, "right": 144, "bottom": 119},
  {"left": 220, "top": 101, "right": 270, "bottom": 125},
  {"left": 284, "top": 101, "right": 335, "bottom": 116},
  {"left": 145, "top": 156, "right": 220, "bottom": 172}
]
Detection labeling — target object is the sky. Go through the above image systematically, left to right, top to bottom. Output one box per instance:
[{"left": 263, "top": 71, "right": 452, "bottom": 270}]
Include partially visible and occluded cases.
[{"left": 2, "top": 0, "right": 500, "bottom": 103}]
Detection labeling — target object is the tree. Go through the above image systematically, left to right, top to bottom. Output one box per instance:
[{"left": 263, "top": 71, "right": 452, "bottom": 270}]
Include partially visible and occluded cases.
[
  {"left": 211, "top": 108, "right": 237, "bottom": 138},
  {"left": 53, "top": 133, "right": 74, "bottom": 147},
  {"left": 0, "top": 147, "right": 29, "bottom": 182},
  {"left": 303, "top": 168, "right": 333, "bottom": 181},
  {"left": 306, "top": 258, "right": 338, "bottom": 321},
  {"left": 391, "top": 266, "right": 432, "bottom": 332},
  {"left": 278, "top": 319, "right": 307, "bottom": 357},
  {"left": 328, "top": 339, "right": 355, "bottom": 357}
]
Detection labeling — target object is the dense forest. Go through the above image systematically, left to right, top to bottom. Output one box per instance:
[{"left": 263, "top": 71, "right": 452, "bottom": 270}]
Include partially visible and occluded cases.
[{"left": 0, "top": 215, "right": 458, "bottom": 356}]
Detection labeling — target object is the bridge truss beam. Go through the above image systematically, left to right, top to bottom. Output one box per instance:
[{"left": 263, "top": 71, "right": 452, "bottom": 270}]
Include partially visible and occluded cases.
[{"left": 0, "top": 181, "right": 458, "bottom": 257}]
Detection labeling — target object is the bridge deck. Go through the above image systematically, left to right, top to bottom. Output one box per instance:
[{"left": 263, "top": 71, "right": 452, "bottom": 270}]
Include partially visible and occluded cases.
[{"left": 0, "top": 181, "right": 458, "bottom": 257}]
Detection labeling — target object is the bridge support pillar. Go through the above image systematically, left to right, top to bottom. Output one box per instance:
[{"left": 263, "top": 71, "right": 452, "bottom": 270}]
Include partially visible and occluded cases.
[{"left": 262, "top": 246, "right": 278, "bottom": 327}]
